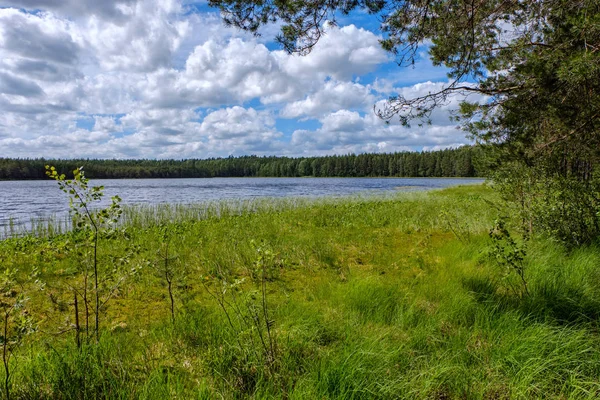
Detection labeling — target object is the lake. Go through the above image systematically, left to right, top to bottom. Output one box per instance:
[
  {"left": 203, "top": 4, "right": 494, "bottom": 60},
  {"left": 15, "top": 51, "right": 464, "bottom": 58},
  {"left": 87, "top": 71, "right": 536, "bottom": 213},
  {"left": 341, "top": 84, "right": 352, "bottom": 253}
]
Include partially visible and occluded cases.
[{"left": 0, "top": 177, "right": 484, "bottom": 231}]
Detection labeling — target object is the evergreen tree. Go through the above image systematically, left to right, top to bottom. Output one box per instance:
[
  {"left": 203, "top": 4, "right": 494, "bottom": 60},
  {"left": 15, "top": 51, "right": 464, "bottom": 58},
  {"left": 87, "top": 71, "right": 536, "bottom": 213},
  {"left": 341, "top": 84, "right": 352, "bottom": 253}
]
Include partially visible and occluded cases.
[{"left": 0, "top": 148, "right": 480, "bottom": 181}]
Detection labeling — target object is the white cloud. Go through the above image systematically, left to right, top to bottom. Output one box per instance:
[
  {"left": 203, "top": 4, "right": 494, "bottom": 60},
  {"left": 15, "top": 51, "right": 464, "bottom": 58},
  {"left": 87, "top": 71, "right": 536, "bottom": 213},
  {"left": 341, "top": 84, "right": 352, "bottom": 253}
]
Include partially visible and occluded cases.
[
  {"left": 0, "top": 0, "right": 138, "bottom": 21},
  {"left": 84, "top": 0, "right": 187, "bottom": 72},
  {"left": 0, "top": 2, "right": 474, "bottom": 159},
  {"left": 0, "top": 8, "right": 83, "bottom": 114},
  {"left": 0, "top": 9, "right": 82, "bottom": 65},
  {"left": 142, "top": 24, "right": 386, "bottom": 108},
  {"left": 275, "top": 25, "right": 389, "bottom": 81},
  {"left": 177, "top": 38, "right": 294, "bottom": 105},
  {"left": 2, "top": 58, "right": 82, "bottom": 83},
  {"left": 0, "top": 72, "right": 44, "bottom": 97},
  {"left": 280, "top": 80, "right": 374, "bottom": 119},
  {"left": 288, "top": 81, "right": 477, "bottom": 156},
  {"left": 0, "top": 105, "right": 282, "bottom": 159},
  {"left": 94, "top": 106, "right": 283, "bottom": 159},
  {"left": 199, "top": 106, "right": 276, "bottom": 140},
  {"left": 321, "top": 110, "right": 366, "bottom": 134},
  {"left": 93, "top": 115, "right": 123, "bottom": 133}
]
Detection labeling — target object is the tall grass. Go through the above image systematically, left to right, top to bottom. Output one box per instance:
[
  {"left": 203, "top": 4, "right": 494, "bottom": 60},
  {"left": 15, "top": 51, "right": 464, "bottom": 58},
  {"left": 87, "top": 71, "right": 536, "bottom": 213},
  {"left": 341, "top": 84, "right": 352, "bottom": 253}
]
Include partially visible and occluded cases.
[{"left": 1, "top": 184, "right": 599, "bottom": 398}]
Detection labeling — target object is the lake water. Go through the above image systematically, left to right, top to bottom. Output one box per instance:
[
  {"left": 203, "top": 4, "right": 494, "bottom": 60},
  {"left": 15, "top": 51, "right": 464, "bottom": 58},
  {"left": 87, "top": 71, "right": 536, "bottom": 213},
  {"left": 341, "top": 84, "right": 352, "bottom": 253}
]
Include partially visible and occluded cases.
[{"left": 0, "top": 177, "right": 483, "bottom": 230}]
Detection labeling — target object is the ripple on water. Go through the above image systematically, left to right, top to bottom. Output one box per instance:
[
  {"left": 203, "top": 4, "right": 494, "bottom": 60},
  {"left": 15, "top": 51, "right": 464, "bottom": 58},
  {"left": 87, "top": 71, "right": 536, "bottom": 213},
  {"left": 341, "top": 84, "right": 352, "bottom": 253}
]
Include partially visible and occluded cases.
[{"left": 0, "top": 177, "right": 484, "bottom": 232}]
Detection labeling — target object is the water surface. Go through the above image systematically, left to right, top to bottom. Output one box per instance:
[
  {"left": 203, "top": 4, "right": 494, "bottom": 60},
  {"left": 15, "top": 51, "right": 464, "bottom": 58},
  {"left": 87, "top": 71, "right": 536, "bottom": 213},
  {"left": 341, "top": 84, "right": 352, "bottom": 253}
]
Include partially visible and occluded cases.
[{"left": 0, "top": 177, "right": 483, "bottom": 230}]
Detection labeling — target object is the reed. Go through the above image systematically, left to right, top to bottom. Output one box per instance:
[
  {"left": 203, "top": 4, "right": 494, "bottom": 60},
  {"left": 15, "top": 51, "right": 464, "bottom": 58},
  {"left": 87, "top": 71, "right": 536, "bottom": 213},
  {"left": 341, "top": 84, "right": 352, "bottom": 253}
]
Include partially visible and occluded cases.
[{"left": 1, "top": 184, "right": 599, "bottom": 399}]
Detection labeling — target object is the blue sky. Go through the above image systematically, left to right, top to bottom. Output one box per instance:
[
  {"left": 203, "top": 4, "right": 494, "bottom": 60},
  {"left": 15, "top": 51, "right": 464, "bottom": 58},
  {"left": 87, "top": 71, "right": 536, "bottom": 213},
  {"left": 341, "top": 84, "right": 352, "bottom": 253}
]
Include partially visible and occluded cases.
[{"left": 0, "top": 0, "right": 475, "bottom": 159}]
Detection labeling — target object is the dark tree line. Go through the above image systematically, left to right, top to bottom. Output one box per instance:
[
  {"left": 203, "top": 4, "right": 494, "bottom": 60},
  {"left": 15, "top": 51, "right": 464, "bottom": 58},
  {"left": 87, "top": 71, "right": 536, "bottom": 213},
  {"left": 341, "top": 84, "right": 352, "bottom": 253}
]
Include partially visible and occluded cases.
[{"left": 0, "top": 147, "right": 480, "bottom": 180}]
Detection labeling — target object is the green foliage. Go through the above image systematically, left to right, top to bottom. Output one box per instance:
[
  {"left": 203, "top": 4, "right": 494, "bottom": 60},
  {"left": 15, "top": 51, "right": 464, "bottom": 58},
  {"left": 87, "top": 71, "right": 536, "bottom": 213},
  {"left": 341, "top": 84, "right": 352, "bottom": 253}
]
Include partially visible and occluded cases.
[
  {"left": 207, "top": 0, "right": 600, "bottom": 246},
  {"left": 208, "top": 0, "right": 386, "bottom": 54},
  {"left": 468, "top": 0, "right": 600, "bottom": 245},
  {"left": 0, "top": 147, "right": 481, "bottom": 180},
  {"left": 488, "top": 160, "right": 600, "bottom": 246},
  {"left": 45, "top": 165, "right": 126, "bottom": 344},
  {"left": 45, "top": 165, "right": 122, "bottom": 232},
  {"left": 4, "top": 186, "right": 600, "bottom": 398},
  {"left": 488, "top": 218, "right": 529, "bottom": 297},
  {"left": 154, "top": 224, "right": 185, "bottom": 325},
  {"left": 200, "top": 241, "right": 286, "bottom": 394},
  {"left": 0, "top": 268, "right": 36, "bottom": 400}
]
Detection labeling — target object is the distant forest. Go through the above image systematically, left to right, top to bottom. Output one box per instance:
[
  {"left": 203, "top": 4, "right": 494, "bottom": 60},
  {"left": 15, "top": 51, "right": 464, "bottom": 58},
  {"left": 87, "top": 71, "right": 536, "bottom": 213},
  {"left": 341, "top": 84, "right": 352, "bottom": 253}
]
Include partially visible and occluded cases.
[{"left": 0, "top": 146, "right": 481, "bottom": 180}]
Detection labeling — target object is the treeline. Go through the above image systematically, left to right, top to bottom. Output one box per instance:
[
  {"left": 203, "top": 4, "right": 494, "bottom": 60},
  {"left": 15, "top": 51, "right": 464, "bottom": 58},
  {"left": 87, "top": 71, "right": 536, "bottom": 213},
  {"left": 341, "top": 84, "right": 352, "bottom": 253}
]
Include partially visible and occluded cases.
[{"left": 0, "top": 146, "right": 481, "bottom": 180}]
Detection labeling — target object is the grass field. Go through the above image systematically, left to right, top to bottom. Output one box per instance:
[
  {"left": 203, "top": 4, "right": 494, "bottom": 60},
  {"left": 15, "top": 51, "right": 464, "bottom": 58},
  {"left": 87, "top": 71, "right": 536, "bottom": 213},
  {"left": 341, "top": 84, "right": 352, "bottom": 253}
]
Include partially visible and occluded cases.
[{"left": 1, "top": 184, "right": 600, "bottom": 399}]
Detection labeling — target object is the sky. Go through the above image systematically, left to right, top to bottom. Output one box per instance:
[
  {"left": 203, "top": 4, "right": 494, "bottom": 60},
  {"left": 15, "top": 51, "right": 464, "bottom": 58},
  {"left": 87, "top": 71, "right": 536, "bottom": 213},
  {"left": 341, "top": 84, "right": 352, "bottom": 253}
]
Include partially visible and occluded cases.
[{"left": 0, "top": 0, "right": 478, "bottom": 159}]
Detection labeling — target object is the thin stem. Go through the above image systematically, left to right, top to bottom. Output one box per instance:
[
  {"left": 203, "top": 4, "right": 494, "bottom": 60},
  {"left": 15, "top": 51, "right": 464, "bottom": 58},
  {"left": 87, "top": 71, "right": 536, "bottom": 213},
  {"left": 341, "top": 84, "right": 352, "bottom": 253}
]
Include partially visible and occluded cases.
[
  {"left": 64, "top": 180, "right": 99, "bottom": 342},
  {"left": 93, "top": 229, "right": 99, "bottom": 343},
  {"left": 165, "top": 242, "right": 175, "bottom": 325},
  {"left": 261, "top": 261, "right": 275, "bottom": 364},
  {"left": 83, "top": 263, "right": 89, "bottom": 339},
  {"left": 201, "top": 280, "right": 244, "bottom": 351},
  {"left": 74, "top": 290, "right": 80, "bottom": 349},
  {"left": 3, "top": 310, "right": 10, "bottom": 400}
]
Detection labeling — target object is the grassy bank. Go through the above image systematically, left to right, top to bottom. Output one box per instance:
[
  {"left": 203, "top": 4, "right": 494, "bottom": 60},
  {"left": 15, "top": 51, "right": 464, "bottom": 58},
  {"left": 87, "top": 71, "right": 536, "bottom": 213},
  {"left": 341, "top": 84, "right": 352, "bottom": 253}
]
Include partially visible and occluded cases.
[{"left": 1, "top": 184, "right": 600, "bottom": 399}]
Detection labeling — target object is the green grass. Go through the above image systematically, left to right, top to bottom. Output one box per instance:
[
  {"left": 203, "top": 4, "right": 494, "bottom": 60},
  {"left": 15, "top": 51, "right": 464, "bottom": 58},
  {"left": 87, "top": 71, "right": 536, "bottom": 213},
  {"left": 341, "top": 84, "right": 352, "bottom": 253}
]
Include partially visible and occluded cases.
[{"left": 1, "top": 184, "right": 600, "bottom": 399}]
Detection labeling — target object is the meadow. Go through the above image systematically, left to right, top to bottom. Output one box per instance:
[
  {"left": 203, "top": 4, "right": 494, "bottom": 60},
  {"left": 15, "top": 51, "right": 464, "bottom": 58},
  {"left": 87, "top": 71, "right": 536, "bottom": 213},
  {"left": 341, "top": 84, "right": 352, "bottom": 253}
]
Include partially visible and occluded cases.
[{"left": 1, "top": 184, "right": 600, "bottom": 399}]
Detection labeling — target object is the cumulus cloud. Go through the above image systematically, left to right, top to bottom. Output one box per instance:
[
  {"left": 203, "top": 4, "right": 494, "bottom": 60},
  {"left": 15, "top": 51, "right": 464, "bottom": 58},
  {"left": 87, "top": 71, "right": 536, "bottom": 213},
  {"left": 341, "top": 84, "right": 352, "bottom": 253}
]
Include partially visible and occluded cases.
[
  {"left": 0, "top": 0, "right": 138, "bottom": 22},
  {"left": 85, "top": 0, "right": 187, "bottom": 72},
  {"left": 0, "top": 1, "right": 473, "bottom": 159},
  {"left": 0, "top": 8, "right": 83, "bottom": 107},
  {"left": 0, "top": 9, "right": 81, "bottom": 65},
  {"left": 140, "top": 24, "right": 386, "bottom": 108},
  {"left": 275, "top": 25, "right": 389, "bottom": 81},
  {"left": 169, "top": 38, "right": 294, "bottom": 106},
  {"left": 2, "top": 59, "right": 82, "bottom": 82},
  {"left": 0, "top": 72, "right": 44, "bottom": 97},
  {"left": 287, "top": 80, "right": 481, "bottom": 156},
  {"left": 394, "top": 80, "right": 487, "bottom": 126},
  {"left": 281, "top": 81, "right": 375, "bottom": 119},
  {"left": 0, "top": 105, "right": 282, "bottom": 159},
  {"left": 88, "top": 106, "right": 281, "bottom": 159},
  {"left": 199, "top": 107, "right": 276, "bottom": 139},
  {"left": 290, "top": 110, "right": 468, "bottom": 155},
  {"left": 93, "top": 115, "right": 123, "bottom": 133}
]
